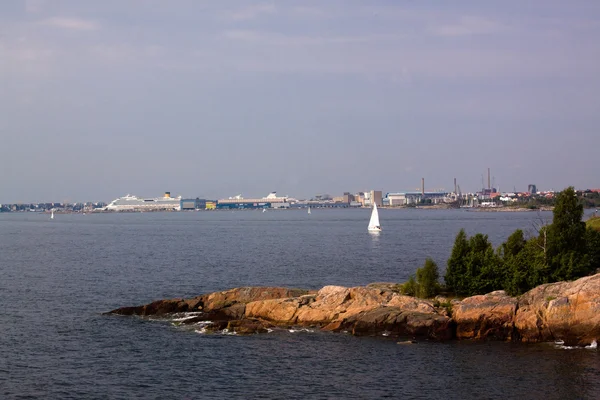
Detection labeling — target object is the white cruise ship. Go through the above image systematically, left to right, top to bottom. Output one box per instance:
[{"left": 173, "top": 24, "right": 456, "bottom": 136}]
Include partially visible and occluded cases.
[{"left": 106, "top": 192, "right": 181, "bottom": 211}]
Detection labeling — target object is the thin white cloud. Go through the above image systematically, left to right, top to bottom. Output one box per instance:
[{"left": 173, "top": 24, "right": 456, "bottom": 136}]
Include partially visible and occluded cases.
[
  {"left": 25, "top": 0, "right": 46, "bottom": 14},
  {"left": 229, "top": 4, "right": 276, "bottom": 21},
  {"left": 289, "top": 6, "right": 325, "bottom": 18},
  {"left": 431, "top": 16, "right": 510, "bottom": 37},
  {"left": 42, "top": 17, "right": 99, "bottom": 31},
  {"left": 221, "top": 29, "right": 401, "bottom": 45},
  {"left": 87, "top": 44, "right": 164, "bottom": 65}
]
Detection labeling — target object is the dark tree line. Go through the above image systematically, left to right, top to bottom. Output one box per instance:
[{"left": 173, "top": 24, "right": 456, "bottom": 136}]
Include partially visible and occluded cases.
[
  {"left": 403, "top": 187, "right": 600, "bottom": 299},
  {"left": 445, "top": 187, "right": 600, "bottom": 297}
]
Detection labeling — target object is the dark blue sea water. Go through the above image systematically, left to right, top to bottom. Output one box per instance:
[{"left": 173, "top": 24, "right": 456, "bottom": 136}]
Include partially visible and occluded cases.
[{"left": 1, "top": 209, "right": 599, "bottom": 399}]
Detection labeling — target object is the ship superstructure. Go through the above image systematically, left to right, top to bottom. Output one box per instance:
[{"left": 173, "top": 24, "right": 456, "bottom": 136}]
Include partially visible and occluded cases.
[
  {"left": 106, "top": 192, "right": 182, "bottom": 211},
  {"left": 217, "top": 192, "right": 291, "bottom": 209}
]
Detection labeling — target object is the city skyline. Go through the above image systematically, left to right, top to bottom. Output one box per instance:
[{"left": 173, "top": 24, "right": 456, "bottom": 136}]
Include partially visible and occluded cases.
[
  {"left": 2, "top": 1, "right": 599, "bottom": 203},
  {"left": 1, "top": 179, "right": 595, "bottom": 205}
]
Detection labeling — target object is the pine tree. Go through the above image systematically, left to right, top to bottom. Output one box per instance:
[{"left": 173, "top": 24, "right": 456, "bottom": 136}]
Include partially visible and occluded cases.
[
  {"left": 547, "top": 187, "right": 591, "bottom": 281},
  {"left": 445, "top": 229, "right": 470, "bottom": 295}
]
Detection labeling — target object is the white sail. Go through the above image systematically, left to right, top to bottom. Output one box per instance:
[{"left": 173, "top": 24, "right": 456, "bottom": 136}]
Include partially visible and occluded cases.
[
  {"left": 367, "top": 203, "right": 381, "bottom": 232},
  {"left": 308, "top": 207, "right": 311, "bottom": 214},
  {"left": 50, "top": 210, "right": 54, "bottom": 220}
]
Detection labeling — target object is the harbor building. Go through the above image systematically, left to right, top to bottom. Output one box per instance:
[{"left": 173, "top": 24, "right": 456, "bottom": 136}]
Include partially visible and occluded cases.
[
  {"left": 361, "top": 190, "right": 382, "bottom": 206},
  {"left": 370, "top": 190, "right": 383, "bottom": 207},
  {"left": 386, "top": 191, "right": 448, "bottom": 206},
  {"left": 180, "top": 198, "right": 209, "bottom": 210}
]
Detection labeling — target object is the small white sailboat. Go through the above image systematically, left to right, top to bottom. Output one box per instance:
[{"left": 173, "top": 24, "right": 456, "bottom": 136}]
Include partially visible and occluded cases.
[
  {"left": 367, "top": 203, "right": 381, "bottom": 232},
  {"left": 308, "top": 207, "right": 311, "bottom": 215},
  {"left": 262, "top": 208, "right": 266, "bottom": 213},
  {"left": 50, "top": 209, "right": 54, "bottom": 220}
]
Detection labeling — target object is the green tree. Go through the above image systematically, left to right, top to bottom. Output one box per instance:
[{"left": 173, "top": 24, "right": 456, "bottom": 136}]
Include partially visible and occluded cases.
[
  {"left": 546, "top": 187, "right": 592, "bottom": 281},
  {"left": 585, "top": 227, "right": 600, "bottom": 272},
  {"left": 445, "top": 229, "right": 470, "bottom": 295},
  {"left": 499, "top": 229, "right": 528, "bottom": 295},
  {"left": 445, "top": 230, "right": 502, "bottom": 296},
  {"left": 465, "top": 233, "right": 502, "bottom": 295},
  {"left": 416, "top": 258, "right": 440, "bottom": 298}
]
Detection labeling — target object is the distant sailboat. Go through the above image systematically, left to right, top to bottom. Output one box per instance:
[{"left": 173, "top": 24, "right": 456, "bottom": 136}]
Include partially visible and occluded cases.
[
  {"left": 367, "top": 203, "right": 381, "bottom": 233},
  {"left": 308, "top": 207, "right": 311, "bottom": 215},
  {"left": 262, "top": 208, "right": 266, "bottom": 213},
  {"left": 50, "top": 210, "right": 54, "bottom": 220}
]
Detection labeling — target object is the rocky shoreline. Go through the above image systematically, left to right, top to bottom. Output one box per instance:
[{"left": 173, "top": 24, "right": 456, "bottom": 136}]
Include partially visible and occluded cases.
[{"left": 107, "top": 273, "right": 600, "bottom": 347}]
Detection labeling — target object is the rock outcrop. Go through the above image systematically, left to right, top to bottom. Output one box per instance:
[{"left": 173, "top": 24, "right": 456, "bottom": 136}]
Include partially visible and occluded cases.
[
  {"left": 107, "top": 273, "right": 600, "bottom": 345},
  {"left": 514, "top": 274, "right": 600, "bottom": 346},
  {"left": 108, "top": 285, "right": 452, "bottom": 340},
  {"left": 452, "top": 290, "right": 518, "bottom": 340},
  {"left": 324, "top": 306, "right": 454, "bottom": 340}
]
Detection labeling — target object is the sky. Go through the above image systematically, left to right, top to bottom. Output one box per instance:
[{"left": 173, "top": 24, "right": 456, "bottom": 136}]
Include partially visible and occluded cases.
[{"left": 1, "top": 0, "right": 599, "bottom": 203}]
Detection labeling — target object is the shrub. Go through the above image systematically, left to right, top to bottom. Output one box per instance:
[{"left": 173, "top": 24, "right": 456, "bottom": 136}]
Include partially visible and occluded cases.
[
  {"left": 416, "top": 258, "right": 440, "bottom": 298},
  {"left": 400, "top": 275, "right": 418, "bottom": 297}
]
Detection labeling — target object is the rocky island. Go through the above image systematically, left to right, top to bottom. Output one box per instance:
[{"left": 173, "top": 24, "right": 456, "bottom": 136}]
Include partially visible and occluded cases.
[{"left": 107, "top": 273, "right": 600, "bottom": 347}]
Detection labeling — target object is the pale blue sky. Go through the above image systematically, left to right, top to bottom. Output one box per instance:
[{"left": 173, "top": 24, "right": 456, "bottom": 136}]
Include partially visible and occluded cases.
[{"left": 1, "top": 1, "right": 599, "bottom": 202}]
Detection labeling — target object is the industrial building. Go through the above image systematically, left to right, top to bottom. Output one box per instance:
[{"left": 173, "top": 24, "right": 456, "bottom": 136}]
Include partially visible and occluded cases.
[
  {"left": 385, "top": 178, "right": 448, "bottom": 205},
  {"left": 386, "top": 191, "right": 448, "bottom": 205},
  {"left": 180, "top": 198, "right": 211, "bottom": 210}
]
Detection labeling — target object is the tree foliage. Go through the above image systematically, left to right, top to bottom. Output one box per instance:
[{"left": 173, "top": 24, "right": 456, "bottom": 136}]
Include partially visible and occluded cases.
[
  {"left": 441, "top": 187, "right": 600, "bottom": 297},
  {"left": 445, "top": 229, "right": 469, "bottom": 295},
  {"left": 444, "top": 230, "right": 501, "bottom": 296},
  {"left": 401, "top": 258, "right": 441, "bottom": 298},
  {"left": 416, "top": 258, "right": 440, "bottom": 298},
  {"left": 401, "top": 275, "right": 418, "bottom": 297}
]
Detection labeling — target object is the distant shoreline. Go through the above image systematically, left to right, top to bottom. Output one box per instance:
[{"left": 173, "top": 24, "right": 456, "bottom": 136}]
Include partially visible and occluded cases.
[{"left": 5, "top": 205, "right": 561, "bottom": 214}]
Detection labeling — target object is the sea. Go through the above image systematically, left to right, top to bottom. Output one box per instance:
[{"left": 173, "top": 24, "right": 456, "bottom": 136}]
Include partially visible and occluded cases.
[{"left": 1, "top": 208, "right": 599, "bottom": 399}]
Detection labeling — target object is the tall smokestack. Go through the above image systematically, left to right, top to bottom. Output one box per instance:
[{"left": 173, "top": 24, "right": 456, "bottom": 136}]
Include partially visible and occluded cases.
[
  {"left": 487, "top": 168, "right": 491, "bottom": 190},
  {"left": 421, "top": 178, "right": 425, "bottom": 195},
  {"left": 454, "top": 178, "right": 457, "bottom": 194}
]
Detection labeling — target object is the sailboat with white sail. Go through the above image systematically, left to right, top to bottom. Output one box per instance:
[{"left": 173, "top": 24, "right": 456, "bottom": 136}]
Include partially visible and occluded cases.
[
  {"left": 367, "top": 203, "right": 381, "bottom": 232},
  {"left": 308, "top": 206, "right": 311, "bottom": 215},
  {"left": 50, "top": 209, "right": 54, "bottom": 220}
]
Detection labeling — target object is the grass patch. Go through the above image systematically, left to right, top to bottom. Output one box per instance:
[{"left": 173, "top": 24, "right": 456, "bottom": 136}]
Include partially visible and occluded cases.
[
  {"left": 586, "top": 216, "right": 600, "bottom": 231},
  {"left": 432, "top": 299, "right": 453, "bottom": 317},
  {"left": 440, "top": 301, "right": 453, "bottom": 317}
]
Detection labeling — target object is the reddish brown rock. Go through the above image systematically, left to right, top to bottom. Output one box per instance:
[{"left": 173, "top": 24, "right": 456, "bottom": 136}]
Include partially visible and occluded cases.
[
  {"left": 514, "top": 274, "right": 600, "bottom": 346},
  {"left": 107, "top": 275, "right": 600, "bottom": 345},
  {"left": 294, "top": 286, "right": 394, "bottom": 324},
  {"left": 108, "top": 287, "right": 308, "bottom": 317},
  {"left": 200, "top": 287, "right": 310, "bottom": 312},
  {"left": 453, "top": 291, "right": 518, "bottom": 340},
  {"left": 387, "top": 295, "right": 438, "bottom": 314},
  {"left": 245, "top": 296, "right": 311, "bottom": 323},
  {"left": 108, "top": 298, "right": 191, "bottom": 316},
  {"left": 201, "top": 303, "right": 246, "bottom": 321},
  {"left": 326, "top": 306, "right": 454, "bottom": 340},
  {"left": 226, "top": 319, "right": 272, "bottom": 334}
]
